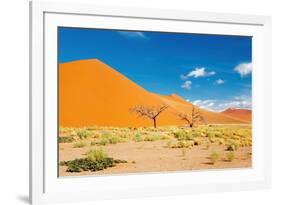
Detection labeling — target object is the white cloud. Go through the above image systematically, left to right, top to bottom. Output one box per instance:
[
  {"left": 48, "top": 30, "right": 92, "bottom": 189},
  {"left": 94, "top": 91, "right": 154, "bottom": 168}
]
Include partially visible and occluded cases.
[
  {"left": 118, "top": 31, "right": 147, "bottom": 39},
  {"left": 234, "top": 62, "right": 252, "bottom": 77},
  {"left": 181, "top": 67, "right": 215, "bottom": 79},
  {"left": 188, "top": 68, "right": 207, "bottom": 78},
  {"left": 208, "top": 71, "right": 216, "bottom": 76},
  {"left": 180, "top": 74, "right": 188, "bottom": 80},
  {"left": 215, "top": 79, "right": 225, "bottom": 85},
  {"left": 181, "top": 81, "right": 192, "bottom": 90},
  {"left": 192, "top": 95, "right": 252, "bottom": 112},
  {"left": 193, "top": 99, "right": 217, "bottom": 110},
  {"left": 193, "top": 100, "right": 202, "bottom": 105},
  {"left": 207, "top": 102, "right": 215, "bottom": 107}
]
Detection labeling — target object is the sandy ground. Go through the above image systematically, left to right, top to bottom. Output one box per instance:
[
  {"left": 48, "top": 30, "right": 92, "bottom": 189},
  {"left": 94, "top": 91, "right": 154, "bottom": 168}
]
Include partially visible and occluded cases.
[{"left": 59, "top": 139, "right": 251, "bottom": 177}]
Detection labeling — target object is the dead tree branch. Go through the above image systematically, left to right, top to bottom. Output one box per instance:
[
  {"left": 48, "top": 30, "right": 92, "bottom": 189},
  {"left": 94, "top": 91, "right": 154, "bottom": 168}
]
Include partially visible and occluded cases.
[{"left": 130, "top": 104, "right": 169, "bottom": 128}]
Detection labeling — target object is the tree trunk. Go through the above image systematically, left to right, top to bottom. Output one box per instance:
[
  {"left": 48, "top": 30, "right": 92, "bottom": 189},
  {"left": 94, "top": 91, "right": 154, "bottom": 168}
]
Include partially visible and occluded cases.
[{"left": 153, "top": 118, "right": 157, "bottom": 128}]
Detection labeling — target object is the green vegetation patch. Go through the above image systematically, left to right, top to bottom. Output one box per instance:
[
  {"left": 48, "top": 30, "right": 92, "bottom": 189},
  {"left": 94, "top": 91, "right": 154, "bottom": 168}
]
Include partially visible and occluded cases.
[
  {"left": 76, "top": 129, "right": 91, "bottom": 139},
  {"left": 173, "top": 130, "right": 193, "bottom": 141},
  {"left": 91, "top": 133, "right": 124, "bottom": 146},
  {"left": 133, "top": 133, "right": 143, "bottom": 142},
  {"left": 144, "top": 135, "right": 161, "bottom": 141},
  {"left": 59, "top": 136, "right": 75, "bottom": 143},
  {"left": 226, "top": 139, "right": 240, "bottom": 151},
  {"left": 170, "top": 140, "right": 194, "bottom": 149},
  {"left": 73, "top": 141, "right": 87, "bottom": 148},
  {"left": 60, "top": 148, "right": 127, "bottom": 172},
  {"left": 85, "top": 148, "right": 107, "bottom": 161},
  {"left": 209, "top": 151, "right": 220, "bottom": 164},
  {"left": 225, "top": 151, "right": 235, "bottom": 162},
  {"left": 60, "top": 158, "right": 127, "bottom": 172}
]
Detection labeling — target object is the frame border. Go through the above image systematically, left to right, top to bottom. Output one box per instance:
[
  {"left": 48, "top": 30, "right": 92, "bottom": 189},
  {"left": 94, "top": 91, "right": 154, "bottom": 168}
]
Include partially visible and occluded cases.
[{"left": 30, "top": 1, "right": 272, "bottom": 204}]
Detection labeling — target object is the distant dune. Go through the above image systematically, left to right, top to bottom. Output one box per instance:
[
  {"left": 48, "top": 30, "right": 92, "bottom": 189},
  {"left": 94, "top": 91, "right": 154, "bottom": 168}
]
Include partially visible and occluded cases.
[
  {"left": 59, "top": 59, "right": 246, "bottom": 127},
  {"left": 221, "top": 108, "right": 252, "bottom": 123}
]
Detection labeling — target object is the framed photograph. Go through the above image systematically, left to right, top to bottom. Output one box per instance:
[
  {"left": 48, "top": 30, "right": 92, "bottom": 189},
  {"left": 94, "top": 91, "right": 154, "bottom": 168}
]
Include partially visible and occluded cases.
[{"left": 30, "top": 1, "right": 271, "bottom": 204}]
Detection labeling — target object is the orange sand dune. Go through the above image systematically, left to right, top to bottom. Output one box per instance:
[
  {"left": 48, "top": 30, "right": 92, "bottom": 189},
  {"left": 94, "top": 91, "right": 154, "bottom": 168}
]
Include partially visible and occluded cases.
[
  {"left": 59, "top": 59, "right": 245, "bottom": 127},
  {"left": 221, "top": 108, "right": 252, "bottom": 123}
]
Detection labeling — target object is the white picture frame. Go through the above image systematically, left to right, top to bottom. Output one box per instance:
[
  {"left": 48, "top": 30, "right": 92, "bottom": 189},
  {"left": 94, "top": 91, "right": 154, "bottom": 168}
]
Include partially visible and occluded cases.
[{"left": 30, "top": 1, "right": 272, "bottom": 204}]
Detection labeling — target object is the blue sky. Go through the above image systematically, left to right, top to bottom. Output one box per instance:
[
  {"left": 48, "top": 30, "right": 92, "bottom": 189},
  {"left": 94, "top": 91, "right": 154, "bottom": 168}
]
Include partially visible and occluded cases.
[{"left": 58, "top": 27, "right": 252, "bottom": 111}]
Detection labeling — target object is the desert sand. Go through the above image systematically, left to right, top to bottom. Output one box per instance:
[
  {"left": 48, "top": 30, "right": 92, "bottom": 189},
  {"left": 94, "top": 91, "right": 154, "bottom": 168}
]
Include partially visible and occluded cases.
[
  {"left": 59, "top": 59, "right": 246, "bottom": 127},
  {"left": 221, "top": 108, "right": 252, "bottom": 122},
  {"left": 59, "top": 125, "right": 252, "bottom": 176},
  {"left": 59, "top": 133, "right": 251, "bottom": 177}
]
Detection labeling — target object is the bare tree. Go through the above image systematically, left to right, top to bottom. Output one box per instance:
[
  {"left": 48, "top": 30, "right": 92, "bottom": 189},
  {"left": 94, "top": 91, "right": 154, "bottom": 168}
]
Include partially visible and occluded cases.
[
  {"left": 130, "top": 104, "right": 169, "bottom": 128},
  {"left": 178, "top": 106, "right": 204, "bottom": 127},
  {"left": 177, "top": 113, "right": 192, "bottom": 126}
]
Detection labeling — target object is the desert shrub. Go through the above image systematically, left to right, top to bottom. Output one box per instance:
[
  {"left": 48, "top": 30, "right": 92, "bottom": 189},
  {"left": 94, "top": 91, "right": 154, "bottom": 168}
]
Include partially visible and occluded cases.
[
  {"left": 77, "top": 129, "right": 91, "bottom": 139},
  {"left": 235, "top": 129, "right": 251, "bottom": 138},
  {"left": 174, "top": 130, "right": 193, "bottom": 141},
  {"left": 174, "top": 130, "right": 185, "bottom": 139},
  {"left": 191, "top": 130, "right": 202, "bottom": 138},
  {"left": 69, "top": 131, "right": 77, "bottom": 137},
  {"left": 101, "top": 131, "right": 111, "bottom": 138},
  {"left": 200, "top": 131, "right": 208, "bottom": 137},
  {"left": 213, "top": 131, "right": 223, "bottom": 138},
  {"left": 225, "top": 131, "right": 234, "bottom": 138},
  {"left": 91, "top": 132, "right": 101, "bottom": 139},
  {"left": 99, "top": 132, "right": 123, "bottom": 144},
  {"left": 207, "top": 132, "right": 216, "bottom": 141},
  {"left": 91, "top": 133, "right": 123, "bottom": 146},
  {"left": 133, "top": 133, "right": 143, "bottom": 142},
  {"left": 119, "top": 134, "right": 128, "bottom": 139},
  {"left": 144, "top": 135, "right": 160, "bottom": 141},
  {"left": 161, "top": 135, "right": 170, "bottom": 140},
  {"left": 231, "top": 135, "right": 241, "bottom": 141},
  {"left": 59, "top": 136, "right": 75, "bottom": 143},
  {"left": 107, "top": 136, "right": 122, "bottom": 144},
  {"left": 144, "top": 136, "right": 154, "bottom": 141},
  {"left": 209, "top": 137, "right": 216, "bottom": 143},
  {"left": 209, "top": 137, "right": 224, "bottom": 145},
  {"left": 93, "top": 138, "right": 109, "bottom": 146},
  {"left": 100, "top": 138, "right": 109, "bottom": 145},
  {"left": 193, "top": 138, "right": 202, "bottom": 146},
  {"left": 217, "top": 138, "right": 225, "bottom": 145},
  {"left": 240, "top": 138, "right": 252, "bottom": 147},
  {"left": 166, "top": 139, "right": 173, "bottom": 148},
  {"left": 90, "top": 140, "right": 96, "bottom": 146},
  {"left": 171, "top": 140, "right": 194, "bottom": 149},
  {"left": 186, "top": 140, "right": 195, "bottom": 148},
  {"left": 226, "top": 140, "right": 240, "bottom": 151},
  {"left": 73, "top": 141, "right": 87, "bottom": 148},
  {"left": 178, "top": 141, "right": 188, "bottom": 148},
  {"left": 226, "top": 144, "right": 237, "bottom": 151},
  {"left": 60, "top": 148, "right": 127, "bottom": 172},
  {"left": 85, "top": 148, "right": 107, "bottom": 162},
  {"left": 209, "top": 151, "right": 220, "bottom": 164},
  {"left": 225, "top": 151, "right": 235, "bottom": 162},
  {"left": 60, "top": 157, "right": 127, "bottom": 172},
  {"left": 111, "top": 159, "right": 127, "bottom": 163}
]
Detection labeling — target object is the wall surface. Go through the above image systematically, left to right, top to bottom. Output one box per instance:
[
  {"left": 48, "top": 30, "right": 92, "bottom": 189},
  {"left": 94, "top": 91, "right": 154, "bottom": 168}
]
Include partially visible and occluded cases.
[{"left": 0, "top": 0, "right": 279, "bottom": 204}]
